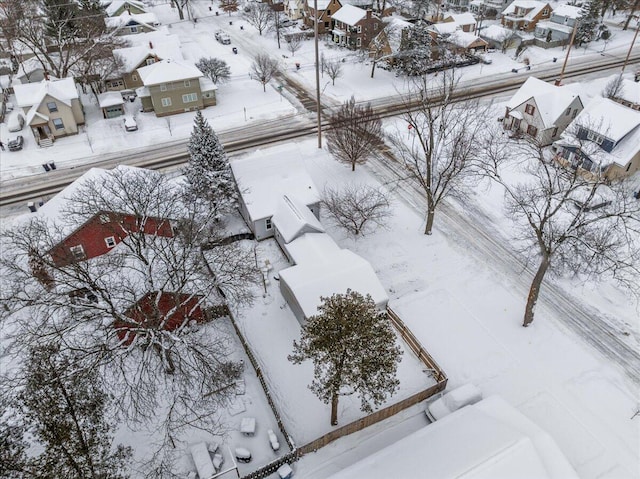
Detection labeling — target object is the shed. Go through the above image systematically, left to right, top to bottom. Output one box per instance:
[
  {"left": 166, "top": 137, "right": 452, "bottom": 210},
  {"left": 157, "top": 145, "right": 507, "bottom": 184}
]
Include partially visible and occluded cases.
[
  {"left": 98, "top": 91, "right": 125, "bottom": 118},
  {"left": 231, "top": 148, "right": 320, "bottom": 240},
  {"left": 272, "top": 195, "right": 325, "bottom": 262},
  {"left": 279, "top": 247, "right": 388, "bottom": 322}
]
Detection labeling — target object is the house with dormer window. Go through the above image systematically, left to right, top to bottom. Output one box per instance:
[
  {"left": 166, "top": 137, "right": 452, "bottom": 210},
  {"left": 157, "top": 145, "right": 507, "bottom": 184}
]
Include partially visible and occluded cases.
[
  {"left": 303, "top": 0, "right": 343, "bottom": 34},
  {"left": 501, "top": 1, "right": 552, "bottom": 31},
  {"left": 331, "top": 4, "right": 384, "bottom": 49},
  {"left": 534, "top": 4, "right": 581, "bottom": 42},
  {"left": 136, "top": 59, "right": 217, "bottom": 117},
  {"left": 503, "top": 77, "right": 584, "bottom": 146},
  {"left": 554, "top": 98, "right": 640, "bottom": 180}
]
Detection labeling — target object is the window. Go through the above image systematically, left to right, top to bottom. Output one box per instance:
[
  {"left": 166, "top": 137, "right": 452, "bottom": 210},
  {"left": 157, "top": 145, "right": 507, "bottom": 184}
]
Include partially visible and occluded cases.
[
  {"left": 542, "top": 8, "right": 548, "bottom": 15},
  {"left": 327, "top": 9, "right": 331, "bottom": 14},
  {"left": 374, "top": 23, "right": 378, "bottom": 30},
  {"left": 357, "top": 25, "right": 362, "bottom": 33},
  {"left": 130, "top": 26, "right": 138, "bottom": 33},
  {"left": 356, "top": 37, "right": 362, "bottom": 47},
  {"left": 145, "top": 58, "right": 156, "bottom": 65},
  {"left": 132, "top": 74, "right": 138, "bottom": 81},
  {"left": 184, "top": 80, "right": 191, "bottom": 87},
  {"left": 160, "top": 84, "right": 167, "bottom": 91},
  {"left": 182, "top": 93, "right": 197, "bottom": 103},
  {"left": 161, "top": 97, "right": 172, "bottom": 107},
  {"left": 47, "top": 101, "right": 58, "bottom": 113},
  {"left": 524, "top": 104, "right": 535, "bottom": 115},
  {"left": 565, "top": 107, "right": 571, "bottom": 115},
  {"left": 571, "top": 109, "right": 578, "bottom": 118},
  {"left": 52, "top": 118, "right": 64, "bottom": 130},
  {"left": 513, "top": 118, "right": 521, "bottom": 130},
  {"left": 527, "top": 124, "right": 538, "bottom": 137},
  {"left": 552, "top": 127, "right": 558, "bottom": 137},
  {"left": 586, "top": 130, "right": 605, "bottom": 145},
  {"left": 99, "top": 213, "right": 111, "bottom": 223},
  {"left": 265, "top": 218, "right": 272, "bottom": 230},
  {"left": 105, "top": 236, "right": 116, "bottom": 248},
  {"left": 70, "top": 245, "right": 85, "bottom": 260}
]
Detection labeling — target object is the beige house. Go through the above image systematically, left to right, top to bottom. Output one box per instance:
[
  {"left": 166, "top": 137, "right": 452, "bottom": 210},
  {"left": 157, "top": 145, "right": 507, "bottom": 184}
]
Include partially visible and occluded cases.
[
  {"left": 303, "top": 0, "right": 343, "bottom": 34},
  {"left": 501, "top": 1, "right": 552, "bottom": 31},
  {"left": 136, "top": 59, "right": 216, "bottom": 117},
  {"left": 503, "top": 76, "right": 583, "bottom": 146},
  {"left": 13, "top": 77, "right": 84, "bottom": 147}
]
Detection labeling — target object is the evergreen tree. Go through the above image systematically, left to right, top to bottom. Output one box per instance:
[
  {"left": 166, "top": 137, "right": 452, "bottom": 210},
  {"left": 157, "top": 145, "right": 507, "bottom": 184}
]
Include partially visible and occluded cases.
[
  {"left": 574, "top": 0, "right": 600, "bottom": 46},
  {"left": 395, "top": 22, "right": 433, "bottom": 76},
  {"left": 184, "top": 110, "right": 237, "bottom": 218},
  {"left": 289, "top": 290, "right": 403, "bottom": 426},
  {"left": 17, "top": 344, "right": 132, "bottom": 479},
  {"left": 0, "top": 399, "right": 28, "bottom": 479}
]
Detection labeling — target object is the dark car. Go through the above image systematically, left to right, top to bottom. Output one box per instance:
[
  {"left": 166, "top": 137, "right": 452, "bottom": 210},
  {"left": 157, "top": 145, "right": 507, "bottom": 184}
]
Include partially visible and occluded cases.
[{"left": 8, "top": 135, "right": 24, "bottom": 151}]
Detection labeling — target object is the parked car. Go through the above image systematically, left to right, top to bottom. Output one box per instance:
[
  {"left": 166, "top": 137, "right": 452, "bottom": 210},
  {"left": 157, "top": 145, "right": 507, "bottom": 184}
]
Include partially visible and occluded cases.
[
  {"left": 215, "top": 30, "right": 231, "bottom": 44},
  {"left": 7, "top": 112, "right": 25, "bottom": 132},
  {"left": 123, "top": 115, "right": 138, "bottom": 132},
  {"left": 7, "top": 135, "right": 24, "bottom": 151},
  {"left": 425, "top": 383, "right": 482, "bottom": 422}
]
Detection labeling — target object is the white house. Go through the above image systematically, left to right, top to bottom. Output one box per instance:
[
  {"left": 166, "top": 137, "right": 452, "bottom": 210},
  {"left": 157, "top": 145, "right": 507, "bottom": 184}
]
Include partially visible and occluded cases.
[
  {"left": 503, "top": 76, "right": 584, "bottom": 146},
  {"left": 230, "top": 148, "right": 321, "bottom": 240},
  {"left": 272, "top": 194, "right": 325, "bottom": 262},
  {"left": 325, "top": 395, "right": 579, "bottom": 479}
]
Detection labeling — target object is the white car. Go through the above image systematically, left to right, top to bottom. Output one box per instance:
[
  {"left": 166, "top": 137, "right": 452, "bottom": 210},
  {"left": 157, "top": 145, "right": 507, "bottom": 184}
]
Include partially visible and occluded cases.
[
  {"left": 7, "top": 112, "right": 25, "bottom": 132},
  {"left": 123, "top": 115, "right": 138, "bottom": 132},
  {"left": 425, "top": 383, "right": 483, "bottom": 422}
]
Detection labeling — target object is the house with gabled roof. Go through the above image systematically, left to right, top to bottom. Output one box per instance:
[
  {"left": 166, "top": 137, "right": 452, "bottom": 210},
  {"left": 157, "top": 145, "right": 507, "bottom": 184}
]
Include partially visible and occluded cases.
[
  {"left": 105, "top": 0, "right": 147, "bottom": 16},
  {"left": 285, "top": 0, "right": 305, "bottom": 20},
  {"left": 303, "top": 0, "right": 343, "bottom": 34},
  {"left": 501, "top": 0, "right": 552, "bottom": 31},
  {"left": 331, "top": 4, "right": 384, "bottom": 49},
  {"left": 534, "top": 4, "right": 581, "bottom": 42},
  {"left": 105, "top": 11, "right": 160, "bottom": 35},
  {"left": 442, "top": 12, "right": 477, "bottom": 32},
  {"left": 368, "top": 17, "right": 412, "bottom": 66},
  {"left": 445, "top": 30, "right": 488, "bottom": 53},
  {"left": 108, "top": 33, "right": 183, "bottom": 91},
  {"left": 135, "top": 59, "right": 217, "bottom": 117},
  {"left": 503, "top": 76, "right": 584, "bottom": 146},
  {"left": 12, "top": 77, "right": 84, "bottom": 147},
  {"left": 611, "top": 78, "right": 640, "bottom": 111},
  {"left": 554, "top": 98, "right": 640, "bottom": 180},
  {"left": 230, "top": 147, "right": 321, "bottom": 241},
  {"left": 272, "top": 194, "right": 325, "bottom": 262}
]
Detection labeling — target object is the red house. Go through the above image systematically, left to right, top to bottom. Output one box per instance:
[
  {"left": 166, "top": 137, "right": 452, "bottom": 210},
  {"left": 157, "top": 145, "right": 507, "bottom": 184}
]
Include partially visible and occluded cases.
[
  {"left": 49, "top": 210, "right": 175, "bottom": 267},
  {"left": 114, "top": 291, "right": 206, "bottom": 345}
]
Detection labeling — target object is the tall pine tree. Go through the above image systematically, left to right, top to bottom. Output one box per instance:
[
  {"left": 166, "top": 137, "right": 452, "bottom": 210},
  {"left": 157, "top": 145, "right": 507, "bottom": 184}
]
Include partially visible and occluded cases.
[
  {"left": 574, "top": 0, "right": 600, "bottom": 46},
  {"left": 395, "top": 22, "right": 433, "bottom": 76},
  {"left": 184, "top": 110, "right": 237, "bottom": 219},
  {"left": 289, "top": 290, "right": 403, "bottom": 426},
  {"left": 17, "top": 344, "right": 131, "bottom": 479}
]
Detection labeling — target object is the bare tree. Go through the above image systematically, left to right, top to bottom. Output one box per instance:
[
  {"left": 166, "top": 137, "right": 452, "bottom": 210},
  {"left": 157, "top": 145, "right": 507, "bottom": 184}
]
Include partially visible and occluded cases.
[
  {"left": 171, "top": 0, "right": 191, "bottom": 20},
  {"left": 220, "top": 0, "right": 239, "bottom": 15},
  {"left": 243, "top": 2, "right": 274, "bottom": 36},
  {"left": 286, "top": 32, "right": 305, "bottom": 56},
  {"left": 250, "top": 53, "right": 279, "bottom": 92},
  {"left": 195, "top": 57, "right": 231, "bottom": 84},
  {"left": 323, "top": 58, "right": 343, "bottom": 85},
  {"left": 390, "top": 70, "right": 488, "bottom": 235},
  {"left": 602, "top": 73, "right": 624, "bottom": 99},
  {"left": 326, "top": 96, "right": 383, "bottom": 172},
  {"left": 479, "top": 127, "right": 640, "bottom": 327},
  {"left": 0, "top": 167, "right": 259, "bottom": 462},
  {"left": 322, "top": 183, "right": 392, "bottom": 235}
]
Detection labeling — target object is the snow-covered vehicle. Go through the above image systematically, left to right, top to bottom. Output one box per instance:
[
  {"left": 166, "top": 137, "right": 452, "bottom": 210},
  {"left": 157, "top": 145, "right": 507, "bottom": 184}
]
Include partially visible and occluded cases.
[{"left": 425, "top": 383, "right": 483, "bottom": 422}]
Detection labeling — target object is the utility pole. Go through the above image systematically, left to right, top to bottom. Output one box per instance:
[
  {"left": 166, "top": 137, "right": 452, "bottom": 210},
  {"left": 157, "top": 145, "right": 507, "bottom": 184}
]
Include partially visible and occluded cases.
[
  {"left": 314, "top": 0, "right": 322, "bottom": 148},
  {"left": 556, "top": 20, "right": 578, "bottom": 86},
  {"left": 621, "top": 20, "right": 639, "bottom": 73}
]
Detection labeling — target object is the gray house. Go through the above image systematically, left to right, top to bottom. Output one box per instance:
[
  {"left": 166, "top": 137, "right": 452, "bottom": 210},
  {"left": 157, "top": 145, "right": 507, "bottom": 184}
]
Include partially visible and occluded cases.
[
  {"left": 534, "top": 4, "right": 581, "bottom": 42},
  {"left": 230, "top": 148, "right": 321, "bottom": 241},
  {"left": 272, "top": 195, "right": 325, "bottom": 263}
]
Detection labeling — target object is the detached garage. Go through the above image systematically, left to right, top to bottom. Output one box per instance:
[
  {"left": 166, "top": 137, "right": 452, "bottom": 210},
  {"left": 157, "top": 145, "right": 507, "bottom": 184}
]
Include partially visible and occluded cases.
[{"left": 98, "top": 91, "right": 125, "bottom": 118}]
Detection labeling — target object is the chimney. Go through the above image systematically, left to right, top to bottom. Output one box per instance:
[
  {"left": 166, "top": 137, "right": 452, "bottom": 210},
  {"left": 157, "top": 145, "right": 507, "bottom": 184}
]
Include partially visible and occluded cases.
[
  {"left": 366, "top": 9, "right": 372, "bottom": 19},
  {"left": 149, "top": 41, "right": 153, "bottom": 49}
]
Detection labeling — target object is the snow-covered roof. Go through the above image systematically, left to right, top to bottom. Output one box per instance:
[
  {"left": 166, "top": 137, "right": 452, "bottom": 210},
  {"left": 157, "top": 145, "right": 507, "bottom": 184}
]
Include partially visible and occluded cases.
[
  {"left": 105, "top": 0, "right": 146, "bottom": 16},
  {"left": 307, "top": 0, "right": 331, "bottom": 9},
  {"left": 502, "top": 0, "right": 550, "bottom": 19},
  {"left": 332, "top": 4, "right": 367, "bottom": 25},
  {"left": 551, "top": 4, "right": 581, "bottom": 18},
  {"left": 105, "top": 12, "right": 160, "bottom": 29},
  {"left": 444, "top": 12, "right": 477, "bottom": 25},
  {"left": 382, "top": 18, "right": 412, "bottom": 51},
  {"left": 536, "top": 20, "right": 573, "bottom": 34},
  {"left": 429, "top": 22, "right": 459, "bottom": 35},
  {"left": 481, "top": 24, "right": 515, "bottom": 40},
  {"left": 447, "top": 31, "right": 487, "bottom": 48},
  {"left": 113, "top": 35, "right": 183, "bottom": 73},
  {"left": 136, "top": 59, "right": 203, "bottom": 85},
  {"left": 198, "top": 76, "right": 218, "bottom": 92},
  {"left": 13, "top": 77, "right": 78, "bottom": 108},
  {"left": 507, "top": 77, "right": 582, "bottom": 129},
  {"left": 615, "top": 78, "right": 640, "bottom": 106},
  {"left": 98, "top": 91, "right": 125, "bottom": 108},
  {"left": 575, "top": 97, "right": 640, "bottom": 142},
  {"left": 230, "top": 147, "right": 320, "bottom": 222},
  {"left": 272, "top": 195, "right": 324, "bottom": 244},
  {"left": 282, "top": 232, "right": 342, "bottom": 265},
  {"left": 279, "top": 248, "right": 388, "bottom": 319},
  {"left": 325, "top": 395, "right": 579, "bottom": 479}
]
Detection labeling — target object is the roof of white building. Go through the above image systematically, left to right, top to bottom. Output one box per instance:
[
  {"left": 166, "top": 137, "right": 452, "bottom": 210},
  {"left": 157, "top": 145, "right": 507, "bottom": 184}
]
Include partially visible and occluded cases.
[
  {"left": 105, "top": 0, "right": 146, "bottom": 16},
  {"left": 502, "top": 0, "right": 550, "bottom": 19},
  {"left": 332, "top": 4, "right": 367, "bottom": 25},
  {"left": 551, "top": 4, "right": 581, "bottom": 18},
  {"left": 105, "top": 12, "right": 160, "bottom": 29},
  {"left": 444, "top": 12, "right": 477, "bottom": 25},
  {"left": 481, "top": 24, "right": 515, "bottom": 40},
  {"left": 448, "top": 30, "right": 487, "bottom": 47},
  {"left": 113, "top": 35, "right": 183, "bottom": 73},
  {"left": 136, "top": 58, "right": 203, "bottom": 85},
  {"left": 507, "top": 76, "right": 582, "bottom": 128},
  {"left": 13, "top": 77, "right": 78, "bottom": 108},
  {"left": 616, "top": 78, "right": 640, "bottom": 106},
  {"left": 98, "top": 91, "right": 125, "bottom": 108},
  {"left": 230, "top": 147, "right": 320, "bottom": 222},
  {"left": 272, "top": 195, "right": 325, "bottom": 244},
  {"left": 279, "top": 247, "right": 388, "bottom": 319},
  {"left": 325, "top": 395, "right": 579, "bottom": 479}
]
